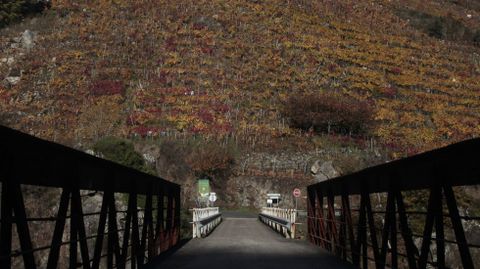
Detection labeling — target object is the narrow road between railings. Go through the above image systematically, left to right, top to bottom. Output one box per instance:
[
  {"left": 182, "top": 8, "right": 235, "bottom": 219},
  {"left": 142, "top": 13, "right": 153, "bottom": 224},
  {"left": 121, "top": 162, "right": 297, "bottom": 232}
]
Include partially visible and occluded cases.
[
  {"left": 191, "top": 207, "right": 222, "bottom": 238},
  {"left": 259, "top": 207, "right": 297, "bottom": 238},
  {"left": 145, "top": 211, "right": 354, "bottom": 269}
]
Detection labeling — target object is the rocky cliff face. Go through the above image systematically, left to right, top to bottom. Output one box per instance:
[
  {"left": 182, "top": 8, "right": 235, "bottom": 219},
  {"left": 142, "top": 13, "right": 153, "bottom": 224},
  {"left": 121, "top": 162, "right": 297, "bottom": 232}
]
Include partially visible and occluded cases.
[
  {"left": 1, "top": 29, "right": 37, "bottom": 88},
  {"left": 150, "top": 141, "right": 386, "bottom": 209},
  {"left": 223, "top": 175, "right": 310, "bottom": 209}
]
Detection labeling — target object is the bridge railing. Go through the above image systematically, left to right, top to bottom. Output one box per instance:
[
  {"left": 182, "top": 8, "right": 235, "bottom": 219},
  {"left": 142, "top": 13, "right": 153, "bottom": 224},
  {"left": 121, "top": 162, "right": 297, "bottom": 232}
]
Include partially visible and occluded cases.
[
  {"left": 0, "top": 126, "right": 181, "bottom": 269},
  {"left": 307, "top": 138, "right": 480, "bottom": 269},
  {"left": 192, "top": 207, "right": 222, "bottom": 238},
  {"left": 259, "top": 207, "right": 297, "bottom": 238}
]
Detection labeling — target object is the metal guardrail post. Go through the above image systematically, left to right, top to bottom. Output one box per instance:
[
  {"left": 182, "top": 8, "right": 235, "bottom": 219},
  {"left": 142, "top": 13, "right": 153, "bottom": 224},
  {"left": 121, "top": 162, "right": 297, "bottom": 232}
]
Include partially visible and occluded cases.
[
  {"left": 192, "top": 207, "right": 222, "bottom": 238},
  {"left": 259, "top": 207, "right": 297, "bottom": 238}
]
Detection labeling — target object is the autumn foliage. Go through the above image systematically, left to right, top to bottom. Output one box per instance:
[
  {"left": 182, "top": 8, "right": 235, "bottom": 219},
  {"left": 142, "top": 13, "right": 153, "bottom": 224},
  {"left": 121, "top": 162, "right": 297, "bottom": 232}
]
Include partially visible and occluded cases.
[
  {"left": 0, "top": 0, "right": 479, "bottom": 155},
  {"left": 89, "top": 80, "right": 125, "bottom": 96},
  {"left": 284, "top": 93, "right": 374, "bottom": 136},
  {"left": 186, "top": 142, "right": 235, "bottom": 179}
]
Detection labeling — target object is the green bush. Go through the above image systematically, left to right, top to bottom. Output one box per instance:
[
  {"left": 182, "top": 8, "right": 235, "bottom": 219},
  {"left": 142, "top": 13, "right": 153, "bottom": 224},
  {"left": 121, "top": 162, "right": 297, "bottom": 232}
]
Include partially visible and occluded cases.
[
  {"left": 0, "top": 0, "right": 50, "bottom": 28},
  {"left": 396, "top": 8, "right": 479, "bottom": 44},
  {"left": 428, "top": 18, "right": 445, "bottom": 39},
  {"left": 474, "top": 30, "right": 480, "bottom": 45},
  {"left": 93, "top": 136, "right": 154, "bottom": 174}
]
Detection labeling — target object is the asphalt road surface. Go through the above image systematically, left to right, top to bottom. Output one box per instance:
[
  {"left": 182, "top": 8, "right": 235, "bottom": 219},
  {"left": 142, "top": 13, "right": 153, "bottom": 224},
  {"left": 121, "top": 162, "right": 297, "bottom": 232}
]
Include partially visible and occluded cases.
[{"left": 145, "top": 216, "right": 355, "bottom": 269}]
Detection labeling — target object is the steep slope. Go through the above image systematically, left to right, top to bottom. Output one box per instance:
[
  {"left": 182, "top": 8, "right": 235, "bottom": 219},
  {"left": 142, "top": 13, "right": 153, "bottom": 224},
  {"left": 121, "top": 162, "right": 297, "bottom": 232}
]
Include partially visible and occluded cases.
[{"left": 0, "top": 0, "right": 479, "bottom": 155}]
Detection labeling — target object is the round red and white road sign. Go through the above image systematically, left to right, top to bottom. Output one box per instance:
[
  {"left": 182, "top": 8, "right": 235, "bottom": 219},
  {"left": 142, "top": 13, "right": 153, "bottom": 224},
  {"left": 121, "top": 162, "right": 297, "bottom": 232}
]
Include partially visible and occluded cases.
[{"left": 293, "top": 188, "right": 301, "bottom": 198}]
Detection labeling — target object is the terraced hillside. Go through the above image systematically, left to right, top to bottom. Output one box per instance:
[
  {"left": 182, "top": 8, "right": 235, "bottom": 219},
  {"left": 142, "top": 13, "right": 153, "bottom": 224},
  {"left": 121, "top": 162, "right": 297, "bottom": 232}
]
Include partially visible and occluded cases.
[{"left": 0, "top": 0, "right": 479, "bottom": 156}]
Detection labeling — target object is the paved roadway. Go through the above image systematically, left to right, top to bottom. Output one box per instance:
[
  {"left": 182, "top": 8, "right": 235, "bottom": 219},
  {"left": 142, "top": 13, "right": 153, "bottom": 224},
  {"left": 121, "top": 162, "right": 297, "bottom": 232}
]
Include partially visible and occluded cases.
[{"left": 145, "top": 214, "right": 355, "bottom": 269}]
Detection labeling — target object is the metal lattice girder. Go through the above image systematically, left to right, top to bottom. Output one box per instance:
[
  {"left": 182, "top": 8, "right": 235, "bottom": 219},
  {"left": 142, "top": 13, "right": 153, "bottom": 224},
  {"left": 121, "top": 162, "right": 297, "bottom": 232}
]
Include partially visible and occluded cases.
[
  {"left": 0, "top": 126, "right": 182, "bottom": 269},
  {"left": 307, "top": 138, "right": 480, "bottom": 269},
  {"left": 309, "top": 138, "right": 480, "bottom": 196}
]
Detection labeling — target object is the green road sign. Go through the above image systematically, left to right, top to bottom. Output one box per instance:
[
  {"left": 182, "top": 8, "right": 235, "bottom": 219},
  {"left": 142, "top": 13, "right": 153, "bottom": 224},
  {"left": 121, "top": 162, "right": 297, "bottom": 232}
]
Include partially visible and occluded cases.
[{"left": 198, "top": 179, "right": 210, "bottom": 197}]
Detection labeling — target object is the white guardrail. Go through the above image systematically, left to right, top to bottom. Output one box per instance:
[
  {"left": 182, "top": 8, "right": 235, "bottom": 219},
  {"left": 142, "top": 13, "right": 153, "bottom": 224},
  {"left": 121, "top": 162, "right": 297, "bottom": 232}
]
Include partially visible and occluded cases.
[
  {"left": 192, "top": 207, "right": 222, "bottom": 238},
  {"left": 259, "top": 207, "right": 297, "bottom": 238}
]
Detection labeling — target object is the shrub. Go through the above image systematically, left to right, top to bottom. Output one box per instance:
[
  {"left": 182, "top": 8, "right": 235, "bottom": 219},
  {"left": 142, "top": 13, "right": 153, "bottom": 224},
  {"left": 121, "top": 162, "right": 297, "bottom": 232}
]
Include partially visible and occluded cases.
[
  {"left": 0, "top": 0, "right": 50, "bottom": 28},
  {"left": 397, "top": 8, "right": 478, "bottom": 43},
  {"left": 428, "top": 18, "right": 445, "bottom": 39},
  {"left": 474, "top": 30, "right": 480, "bottom": 46},
  {"left": 165, "top": 37, "right": 176, "bottom": 52},
  {"left": 389, "top": 67, "right": 402, "bottom": 75},
  {"left": 89, "top": 80, "right": 125, "bottom": 96},
  {"left": 380, "top": 86, "right": 398, "bottom": 98},
  {"left": 283, "top": 93, "right": 375, "bottom": 136},
  {"left": 197, "top": 108, "right": 214, "bottom": 123},
  {"left": 0, "top": 112, "right": 9, "bottom": 125},
  {"left": 131, "top": 125, "right": 160, "bottom": 137},
  {"left": 93, "top": 136, "right": 151, "bottom": 173},
  {"left": 155, "top": 138, "right": 237, "bottom": 184},
  {"left": 185, "top": 142, "right": 235, "bottom": 179}
]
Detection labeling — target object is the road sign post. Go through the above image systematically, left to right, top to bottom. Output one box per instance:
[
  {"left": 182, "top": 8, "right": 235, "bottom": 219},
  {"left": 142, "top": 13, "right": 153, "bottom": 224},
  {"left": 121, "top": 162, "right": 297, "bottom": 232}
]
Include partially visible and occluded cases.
[
  {"left": 293, "top": 188, "right": 301, "bottom": 210},
  {"left": 209, "top": 192, "right": 217, "bottom": 207}
]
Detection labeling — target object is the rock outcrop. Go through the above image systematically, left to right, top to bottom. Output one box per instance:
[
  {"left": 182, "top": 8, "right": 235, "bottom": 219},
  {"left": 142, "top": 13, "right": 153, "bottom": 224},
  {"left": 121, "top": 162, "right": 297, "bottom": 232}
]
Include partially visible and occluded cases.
[{"left": 310, "top": 160, "right": 340, "bottom": 182}]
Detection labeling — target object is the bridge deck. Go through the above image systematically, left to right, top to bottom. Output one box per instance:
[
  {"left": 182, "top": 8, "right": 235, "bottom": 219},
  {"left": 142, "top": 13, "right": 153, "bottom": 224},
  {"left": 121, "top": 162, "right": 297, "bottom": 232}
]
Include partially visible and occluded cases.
[{"left": 146, "top": 216, "right": 354, "bottom": 269}]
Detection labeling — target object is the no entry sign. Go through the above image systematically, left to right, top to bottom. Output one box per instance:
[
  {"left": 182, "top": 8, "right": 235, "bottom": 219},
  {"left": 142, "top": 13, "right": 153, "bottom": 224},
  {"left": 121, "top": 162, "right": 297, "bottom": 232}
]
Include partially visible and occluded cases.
[{"left": 293, "top": 188, "right": 301, "bottom": 198}]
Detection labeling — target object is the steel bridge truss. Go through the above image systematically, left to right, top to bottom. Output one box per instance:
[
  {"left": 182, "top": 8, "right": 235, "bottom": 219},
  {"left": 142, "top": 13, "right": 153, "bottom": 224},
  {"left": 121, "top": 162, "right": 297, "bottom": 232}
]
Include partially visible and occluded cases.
[
  {"left": 0, "top": 126, "right": 181, "bottom": 269},
  {"left": 307, "top": 138, "right": 480, "bottom": 269}
]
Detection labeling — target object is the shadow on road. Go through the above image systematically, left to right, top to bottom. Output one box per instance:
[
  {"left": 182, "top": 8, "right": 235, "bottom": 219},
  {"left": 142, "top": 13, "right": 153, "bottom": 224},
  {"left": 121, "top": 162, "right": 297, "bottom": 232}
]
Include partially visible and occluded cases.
[
  {"left": 143, "top": 217, "right": 355, "bottom": 269},
  {"left": 142, "top": 238, "right": 191, "bottom": 269}
]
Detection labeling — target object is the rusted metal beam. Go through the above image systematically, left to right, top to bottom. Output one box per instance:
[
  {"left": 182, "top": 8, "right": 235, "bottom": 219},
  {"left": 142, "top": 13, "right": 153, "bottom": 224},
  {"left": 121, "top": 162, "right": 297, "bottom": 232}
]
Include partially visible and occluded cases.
[
  {"left": 0, "top": 126, "right": 182, "bottom": 269},
  {"left": 0, "top": 126, "right": 178, "bottom": 195},
  {"left": 307, "top": 138, "right": 480, "bottom": 269},
  {"left": 309, "top": 138, "right": 480, "bottom": 196},
  {"left": 0, "top": 180, "right": 13, "bottom": 269},
  {"left": 10, "top": 182, "right": 36, "bottom": 269},
  {"left": 108, "top": 186, "right": 121, "bottom": 269},
  {"left": 443, "top": 186, "right": 474, "bottom": 268},
  {"left": 154, "top": 187, "right": 164, "bottom": 254},
  {"left": 433, "top": 187, "right": 445, "bottom": 269},
  {"left": 70, "top": 188, "right": 79, "bottom": 269},
  {"left": 71, "top": 188, "right": 91, "bottom": 269},
  {"left": 307, "top": 188, "right": 316, "bottom": 245},
  {"left": 316, "top": 188, "right": 327, "bottom": 249},
  {"left": 418, "top": 188, "right": 435, "bottom": 268},
  {"left": 47, "top": 189, "right": 70, "bottom": 269},
  {"left": 91, "top": 189, "right": 109, "bottom": 269},
  {"left": 174, "top": 189, "right": 181, "bottom": 245},
  {"left": 364, "top": 189, "right": 380, "bottom": 267},
  {"left": 145, "top": 190, "right": 155, "bottom": 261},
  {"left": 394, "top": 190, "right": 418, "bottom": 269},
  {"left": 131, "top": 191, "right": 140, "bottom": 269},
  {"left": 326, "top": 191, "right": 337, "bottom": 253},
  {"left": 379, "top": 191, "right": 392, "bottom": 268},
  {"left": 118, "top": 192, "right": 134, "bottom": 269},
  {"left": 166, "top": 192, "right": 174, "bottom": 247},
  {"left": 356, "top": 192, "right": 366, "bottom": 268},
  {"left": 341, "top": 193, "right": 355, "bottom": 263},
  {"left": 390, "top": 194, "right": 397, "bottom": 269},
  {"left": 339, "top": 195, "right": 347, "bottom": 260}
]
